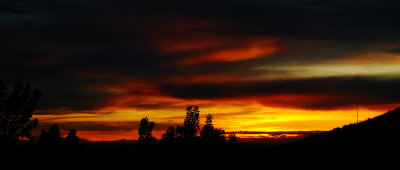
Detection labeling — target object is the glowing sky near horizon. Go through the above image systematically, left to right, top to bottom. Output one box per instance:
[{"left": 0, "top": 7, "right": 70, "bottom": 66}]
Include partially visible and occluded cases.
[{"left": 1, "top": 0, "right": 400, "bottom": 141}]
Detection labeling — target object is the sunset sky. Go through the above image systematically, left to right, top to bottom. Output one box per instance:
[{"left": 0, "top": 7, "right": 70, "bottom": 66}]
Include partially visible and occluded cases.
[{"left": 1, "top": 0, "right": 400, "bottom": 141}]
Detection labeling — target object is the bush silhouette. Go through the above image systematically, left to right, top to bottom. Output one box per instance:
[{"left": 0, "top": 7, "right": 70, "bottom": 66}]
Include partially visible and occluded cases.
[{"left": 0, "top": 81, "right": 41, "bottom": 148}]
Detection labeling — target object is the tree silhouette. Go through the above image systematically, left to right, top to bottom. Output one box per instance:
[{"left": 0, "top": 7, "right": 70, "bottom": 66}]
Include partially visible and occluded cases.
[
  {"left": 0, "top": 81, "right": 41, "bottom": 147},
  {"left": 183, "top": 105, "right": 200, "bottom": 139},
  {"left": 159, "top": 106, "right": 237, "bottom": 151},
  {"left": 200, "top": 114, "right": 226, "bottom": 146},
  {"left": 138, "top": 117, "right": 156, "bottom": 149},
  {"left": 38, "top": 124, "right": 62, "bottom": 151},
  {"left": 48, "top": 124, "right": 61, "bottom": 142},
  {"left": 175, "top": 125, "right": 185, "bottom": 138},
  {"left": 160, "top": 126, "right": 179, "bottom": 148},
  {"left": 161, "top": 126, "right": 176, "bottom": 142},
  {"left": 37, "top": 128, "right": 48, "bottom": 147},
  {"left": 64, "top": 129, "right": 81, "bottom": 151},
  {"left": 65, "top": 129, "right": 79, "bottom": 142},
  {"left": 227, "top": 133, "right": 238, "bottom": 149}
]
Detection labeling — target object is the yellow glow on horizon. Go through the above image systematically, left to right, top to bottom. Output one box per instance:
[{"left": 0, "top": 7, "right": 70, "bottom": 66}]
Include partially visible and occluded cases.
[{"left": 34, "top": 102, "right": 386, "bottom": 141}]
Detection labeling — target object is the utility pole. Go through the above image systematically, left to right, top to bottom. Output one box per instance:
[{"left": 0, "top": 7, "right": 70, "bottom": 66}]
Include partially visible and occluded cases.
[{"left": 356, "top": 101, "right": 359, "bottom": 124}]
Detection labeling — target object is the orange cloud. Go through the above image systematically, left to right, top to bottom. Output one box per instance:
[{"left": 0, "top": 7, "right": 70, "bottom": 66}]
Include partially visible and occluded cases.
[
  {"left": 138, "top": 18, "right": 283, "bottom": 65},
  {"left": 173, "top": 38, "right": 281, "bottom": 65},
  {"left": 162, "top": 73, "right": 250, "bottom": 84}
]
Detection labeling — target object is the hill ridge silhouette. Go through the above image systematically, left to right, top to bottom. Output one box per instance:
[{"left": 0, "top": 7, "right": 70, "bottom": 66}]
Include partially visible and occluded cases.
[{"left": 284, "top": 107, "right": 400, "bottom": 155}]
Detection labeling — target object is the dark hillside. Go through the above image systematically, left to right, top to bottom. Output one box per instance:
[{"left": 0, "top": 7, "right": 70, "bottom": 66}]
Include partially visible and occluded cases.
[{"left": 284, "top": 108, "right": 400, "bottom": 156}]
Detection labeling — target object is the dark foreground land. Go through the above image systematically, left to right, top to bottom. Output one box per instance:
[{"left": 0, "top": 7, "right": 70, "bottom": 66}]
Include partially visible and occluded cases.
[{"left": 2, "top": 108, "right": 400, "bottom": 168}]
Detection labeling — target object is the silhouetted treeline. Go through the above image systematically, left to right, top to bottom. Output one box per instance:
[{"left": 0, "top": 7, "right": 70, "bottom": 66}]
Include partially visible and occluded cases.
[
  {"left": 1, "top": 81, "right": 399, "bottom": 167},
  {"left": 0, "top": 82, "right": 84, "bottom": 152},
  {"left": 0, "top": 82, "right": 238, "bottom": 155},
  {"left": 1, "top": 82, "right": 238, "bottom": 154},
  {"left": 138, "top": 105, "right": 238, "bottom": 152},
  {"left": 37, "top": 124, "right": 84, "bottom": 151}
]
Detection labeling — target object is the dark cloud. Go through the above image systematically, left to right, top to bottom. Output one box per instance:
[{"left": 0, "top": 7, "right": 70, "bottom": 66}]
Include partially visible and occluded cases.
[
  {"left": 1, "top": 0, "right": 400, "bottom": 112},
  {"left": 0, "top": 3, "right": 28, "bottom": 15},
  {"left": 389, "top": 47, "right": 400, "bottom": 54},
  {"left": 160, "top": 76, "right": 400, "bottom": 109},
  {"left": 126, "top": 101, "right": 183, "bottom": 110}
]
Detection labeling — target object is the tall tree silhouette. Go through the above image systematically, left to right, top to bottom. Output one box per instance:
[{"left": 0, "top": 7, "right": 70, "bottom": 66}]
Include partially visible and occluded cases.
[
  {"left": 0, "top": 81, "right": 41, "bottom": 147},
  {"left": 183, "top": 105, "right": 200, "bottom": 139},
  {"left": 200, "top": 114, "right": 226, "bottom": 146},
  {"left": 138, "top": 117, "right": 156, "bottom": 149}
]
